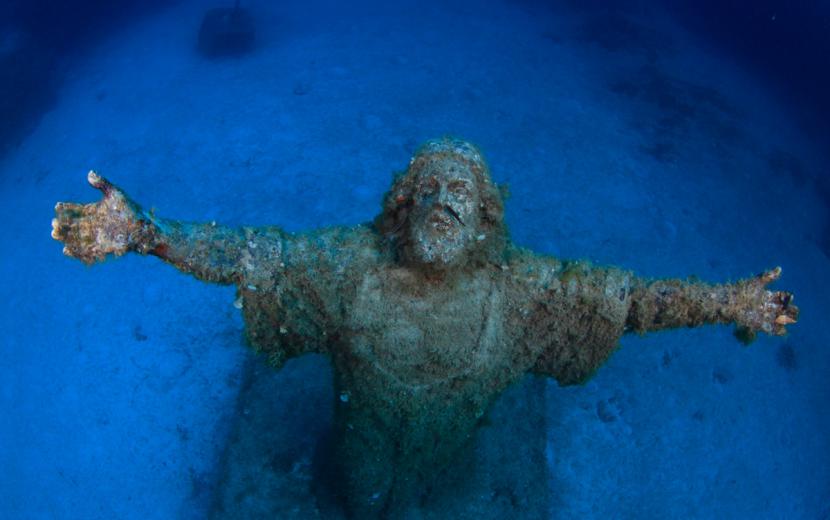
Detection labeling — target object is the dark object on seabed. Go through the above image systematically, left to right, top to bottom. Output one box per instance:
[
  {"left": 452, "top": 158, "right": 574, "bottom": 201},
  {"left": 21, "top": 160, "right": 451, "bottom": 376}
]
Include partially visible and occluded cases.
[{"left": 198, "top": 0, "right": 255, "bottom": 57}]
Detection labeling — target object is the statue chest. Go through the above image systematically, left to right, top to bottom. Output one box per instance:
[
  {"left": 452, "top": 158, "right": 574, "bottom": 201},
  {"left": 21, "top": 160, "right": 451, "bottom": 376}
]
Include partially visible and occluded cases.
[{"left": 344, "top": 269, "right": 506, "bottom": 387}]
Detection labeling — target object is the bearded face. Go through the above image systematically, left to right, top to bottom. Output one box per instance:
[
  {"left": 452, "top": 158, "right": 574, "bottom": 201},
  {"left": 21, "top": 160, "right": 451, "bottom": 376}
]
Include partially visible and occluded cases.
[
  {"left": 377, "top": 138, "right": 505, "bottom": 271},
  {"left": 404, "top": 156, "right": 482, "bottom": 269}
]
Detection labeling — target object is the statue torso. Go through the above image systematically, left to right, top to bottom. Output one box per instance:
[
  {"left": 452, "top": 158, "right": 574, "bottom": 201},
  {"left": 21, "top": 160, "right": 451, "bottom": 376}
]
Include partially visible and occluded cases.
[{"left": 341, "top": 266, "right": 518, "bottom": 395}]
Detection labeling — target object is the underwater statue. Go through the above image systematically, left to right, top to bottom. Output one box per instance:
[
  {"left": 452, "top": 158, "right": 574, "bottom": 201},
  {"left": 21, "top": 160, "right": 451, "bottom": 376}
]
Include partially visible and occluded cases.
[{"left": 52, "top": 138, "right": 798, "bottom": 518}]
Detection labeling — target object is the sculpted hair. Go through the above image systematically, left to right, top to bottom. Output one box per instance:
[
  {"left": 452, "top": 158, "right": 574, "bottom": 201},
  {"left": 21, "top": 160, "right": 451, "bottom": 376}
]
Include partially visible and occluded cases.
[{"left": 374, "top": 138, "right": 509, "bottom": 267}]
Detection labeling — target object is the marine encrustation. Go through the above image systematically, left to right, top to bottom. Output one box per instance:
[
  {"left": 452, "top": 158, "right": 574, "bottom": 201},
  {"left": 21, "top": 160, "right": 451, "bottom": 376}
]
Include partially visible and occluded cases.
[{"left": 52, "top": 138, "right": 798, "bottom": 518}]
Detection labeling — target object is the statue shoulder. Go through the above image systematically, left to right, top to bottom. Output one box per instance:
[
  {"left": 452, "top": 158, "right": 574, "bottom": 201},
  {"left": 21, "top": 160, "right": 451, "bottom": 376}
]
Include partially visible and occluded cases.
[
  {"left": 238, "top": 224, "right": 383, "bottom": 367},
  {"left": 502, "top": 246, "right": 565, "bottom": 294},
  {"left": 502, "top": 249, "right": 633, "bottom": 323},
  {"left": 500, "top": 250, "right": 633, "bottom": 386}
]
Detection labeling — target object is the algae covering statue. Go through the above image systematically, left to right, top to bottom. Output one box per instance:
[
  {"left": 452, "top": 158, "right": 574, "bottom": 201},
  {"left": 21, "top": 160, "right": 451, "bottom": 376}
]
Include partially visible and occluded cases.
[{"left": 52, "top": 138, "right": 798, "bottom": 518}]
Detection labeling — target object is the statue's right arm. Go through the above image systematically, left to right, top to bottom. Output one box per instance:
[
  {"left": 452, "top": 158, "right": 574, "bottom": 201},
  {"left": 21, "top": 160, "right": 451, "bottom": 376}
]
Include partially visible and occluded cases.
[{"left": 51, "top": 171, "right": 278, "bottom": 285}]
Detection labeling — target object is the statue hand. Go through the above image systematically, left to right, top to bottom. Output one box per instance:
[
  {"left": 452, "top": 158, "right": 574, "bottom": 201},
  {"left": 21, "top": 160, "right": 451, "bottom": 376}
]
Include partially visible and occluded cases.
[
  {"left": 51, "top": 171, "right": 153, "bottom": 264},
  {"left": 734, "top": 267, "right": 798, "bottom": 341}
]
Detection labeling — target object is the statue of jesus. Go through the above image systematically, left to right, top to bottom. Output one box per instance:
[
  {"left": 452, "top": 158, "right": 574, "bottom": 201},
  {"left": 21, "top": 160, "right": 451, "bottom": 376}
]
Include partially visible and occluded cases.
[{"left": 51, "top": 138, "right": 798, "bottom": 518}]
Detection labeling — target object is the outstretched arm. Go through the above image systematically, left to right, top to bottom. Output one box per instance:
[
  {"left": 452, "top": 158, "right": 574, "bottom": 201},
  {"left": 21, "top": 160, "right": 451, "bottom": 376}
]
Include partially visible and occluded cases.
[
  {"left": 51, "top": 171, "right": 274, "bottom": 284},
  {"left": 522, "top": 257, "right": 799, "bottom": 385},
  {"left": 626, "top": 267, "right": 798, "bottom": 342}
]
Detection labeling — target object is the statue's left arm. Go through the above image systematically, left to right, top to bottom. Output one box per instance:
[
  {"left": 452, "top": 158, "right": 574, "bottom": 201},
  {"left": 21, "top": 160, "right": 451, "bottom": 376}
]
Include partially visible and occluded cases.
[
  {"left": 517, "top": 255, "right": 798, "bottom": 386},
  {"left": 626, "top": 267, "right": 798, "bottom": 342}
]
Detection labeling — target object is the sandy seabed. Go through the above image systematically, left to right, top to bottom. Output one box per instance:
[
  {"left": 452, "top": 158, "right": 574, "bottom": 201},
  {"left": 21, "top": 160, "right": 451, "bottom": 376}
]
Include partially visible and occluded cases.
[{"left": 1, "top": 0, "right": 828, "bottom": 518}]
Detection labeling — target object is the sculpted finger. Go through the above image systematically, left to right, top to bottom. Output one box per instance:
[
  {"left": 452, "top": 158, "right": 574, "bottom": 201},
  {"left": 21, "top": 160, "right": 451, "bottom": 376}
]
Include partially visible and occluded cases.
[
  {"left": 87, "top": 170, "right": 113, "bottom": 195},
  {"left": 53, "top": 201, "right": 92, "bottom": 239},
  {"left": 54, "top": 201, "right": 84, "bottom": 217},
  {"left": 52, "top": 202, "right": 82, "bottom": 241},
  {"left": 50, "top": 217, "right": 63, "bottom": 240},
  {"left": 58, "top": 224, "right": 104, "bottom": 264},
  {"left": 62, "top": 242, "right": 102, "bottom": 265},
  {"left": 759, "top": 266, "right": 782, "bottom": 285},
  {"left": 772, "top": 290, "right": 793, "bottom": 309},
  {"left": 773, "top": 292, "right": 798, "bottom": 320},
  {"left": 771, "top": 301, "right": 798, "bottom": 335},
  {"left": 774, "top": 311, "right": 796, "bottom": 323},
  {"left": 772, "top": 318, "right": 793, "bottom": 335}
]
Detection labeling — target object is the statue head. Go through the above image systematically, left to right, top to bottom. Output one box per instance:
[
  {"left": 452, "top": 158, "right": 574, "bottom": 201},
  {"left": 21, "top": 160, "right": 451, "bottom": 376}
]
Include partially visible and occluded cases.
[{"left": 376, "top": 138, "right": 508, "bottom": 271}]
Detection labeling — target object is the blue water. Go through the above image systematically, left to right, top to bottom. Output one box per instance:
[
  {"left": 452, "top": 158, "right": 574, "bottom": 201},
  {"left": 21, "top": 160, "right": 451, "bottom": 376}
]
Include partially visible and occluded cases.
[{"left": 2, "top": 0, "right": 828, "bottom": 518}]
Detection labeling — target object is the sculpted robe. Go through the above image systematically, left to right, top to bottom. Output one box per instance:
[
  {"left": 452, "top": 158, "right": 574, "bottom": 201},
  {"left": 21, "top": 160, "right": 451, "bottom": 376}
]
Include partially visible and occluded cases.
[{"left": 239, "top": 225, "right": 629, "bottom": 516}]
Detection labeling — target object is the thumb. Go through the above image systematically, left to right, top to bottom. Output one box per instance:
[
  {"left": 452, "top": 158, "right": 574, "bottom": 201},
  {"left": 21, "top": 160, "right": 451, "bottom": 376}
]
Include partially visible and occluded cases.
[{"left": 87, "top": 170, "right": 115, "bottom": 196}]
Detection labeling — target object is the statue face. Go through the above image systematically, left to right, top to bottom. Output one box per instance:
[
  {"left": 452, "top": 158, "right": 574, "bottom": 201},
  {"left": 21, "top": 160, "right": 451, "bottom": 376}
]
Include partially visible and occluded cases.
[{"left": 406, "top": 156, "right": 482, "bottom": 269}]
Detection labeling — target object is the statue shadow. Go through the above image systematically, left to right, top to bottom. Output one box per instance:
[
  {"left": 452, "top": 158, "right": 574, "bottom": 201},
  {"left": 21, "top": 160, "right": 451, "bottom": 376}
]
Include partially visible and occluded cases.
[{"left": 209, "top": 354, "right": 552, "bottom": 519}]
